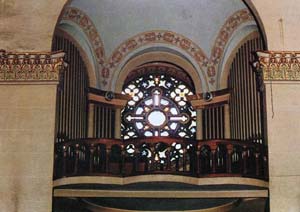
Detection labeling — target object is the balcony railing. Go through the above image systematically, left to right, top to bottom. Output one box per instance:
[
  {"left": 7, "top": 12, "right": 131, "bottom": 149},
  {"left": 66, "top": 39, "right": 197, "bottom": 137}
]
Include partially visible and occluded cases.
[{"left": 54, "top": 137, "right": 268, "bottom": 180}]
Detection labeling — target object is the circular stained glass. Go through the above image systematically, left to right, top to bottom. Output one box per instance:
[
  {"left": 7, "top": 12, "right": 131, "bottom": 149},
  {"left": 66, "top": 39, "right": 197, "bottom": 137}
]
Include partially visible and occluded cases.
[
  {"left": 122, "top": 72, "right": 196, "bottom": 140},
  {"left": 147, "top": 110, "right": 166, "bottom": 127}
]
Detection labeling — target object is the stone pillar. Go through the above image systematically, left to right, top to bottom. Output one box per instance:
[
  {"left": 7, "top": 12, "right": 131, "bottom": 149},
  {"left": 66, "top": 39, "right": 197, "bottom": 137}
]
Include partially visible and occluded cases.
[
  {"left": 0, "top": 51, "right": 65, "bottom": 212},
  {"left": 256, "top": 51, "right": 300, "bottom": 212},
  {"left": 87, "top": 103, "right": 95, "bottom": 138},
  {"left": 224, "top": 104, "right": 231, "bottom": 139},
  {"left": 114, "top": 108, "right": 121, "bottom": 139},
  {"left": 196, "top": 109, "right": 203, "bottom": 140}
]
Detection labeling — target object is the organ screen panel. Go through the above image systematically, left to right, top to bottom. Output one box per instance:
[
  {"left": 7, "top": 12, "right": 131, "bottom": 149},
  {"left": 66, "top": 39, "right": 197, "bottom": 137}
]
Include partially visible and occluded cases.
[
  {"left": 52, "top": 34, "right": 89, "bottom": 142},
  {"left": 228, "top": 34, "right": 265, "bottom": 143},
  {"left": 93, "top": 104, "right": 116, "bottom": 138},
  {"left": 202, "top": 106, "right": 225, "bottom": 140}
]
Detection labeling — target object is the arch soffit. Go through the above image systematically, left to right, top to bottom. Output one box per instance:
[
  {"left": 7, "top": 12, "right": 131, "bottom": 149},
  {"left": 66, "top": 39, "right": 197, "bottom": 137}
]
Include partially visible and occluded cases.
[
  {"left": 243, "top": 0, "right": 268, "bottom": 49},
  {"left": 59, "top": 7, "right": 255, "bottom": 88},
  {"left": 61, "top": 7, "right": 106, "bottom": 64},
  {"left": 217, "top": 23, "right": 258, "bottom": 89},
  {"left": 55, "top": 25, "right": 98, "bottom": 87},
  {"left": 219, "top": 31, "right": 260, "bottom": 89},
  {"left": 113, "top": 51, "right": 203, "bottom": 94}
]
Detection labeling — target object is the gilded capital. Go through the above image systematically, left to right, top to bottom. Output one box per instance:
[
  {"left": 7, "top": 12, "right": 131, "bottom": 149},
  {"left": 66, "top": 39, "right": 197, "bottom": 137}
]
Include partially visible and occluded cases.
[
  {"left": 0, "top": 50, "right": 66, "bottom": 82},
  {"left": 256, "top": 51, "right": 300, "bottom": 81}
]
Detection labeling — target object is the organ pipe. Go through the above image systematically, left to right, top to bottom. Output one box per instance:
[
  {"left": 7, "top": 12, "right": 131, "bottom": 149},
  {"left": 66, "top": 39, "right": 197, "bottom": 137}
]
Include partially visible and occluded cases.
[
  {"left": 228, "top": 34, "right": 265, "bottom": 143},
  {"left": 52, "top": 35, "right": 89, "bottom": 142}
]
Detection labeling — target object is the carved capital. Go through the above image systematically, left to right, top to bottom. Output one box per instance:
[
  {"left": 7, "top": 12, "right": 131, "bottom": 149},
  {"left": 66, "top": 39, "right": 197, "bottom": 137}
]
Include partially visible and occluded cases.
[
  {"left": 0, "top": 50, "right": 66, "bottom": 82},
  {"left": 256, "top": 51, "right": 300, "bottom": 81}
]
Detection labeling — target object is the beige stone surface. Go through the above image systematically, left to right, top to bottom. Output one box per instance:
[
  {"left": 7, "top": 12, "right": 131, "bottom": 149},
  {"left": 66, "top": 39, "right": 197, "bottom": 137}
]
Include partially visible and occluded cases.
[
  {"left": 0, "top": 0, "right": 67, "bottom": 51},
  {"left": 249, "top": 0, "right": 300, "bottom": 50},
  {"left": 0, "top": 1, "right": 300, "bottom": 212},
  {"left": 265, "top": 82, "right": 300, "bottom": 212},
  {"left": 0, "top": 84, "right": 58, "bottom": 212},
  {"left": 53, "top": 175, "right": 268, "bottom": 188},
  {"left": 269, "top": 176, "right": 300, "bottom": 212}
]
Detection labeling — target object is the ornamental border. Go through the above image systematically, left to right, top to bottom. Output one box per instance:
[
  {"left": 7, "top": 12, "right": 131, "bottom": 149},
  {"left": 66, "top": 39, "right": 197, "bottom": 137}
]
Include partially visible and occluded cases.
[
  {"left": 60, "top": 7, "right": 254, "bottom": 85},
  {"left": 0, "top": 50, "right": 65, "bottom": 82},
  {"left": 257, "top": 51, "right": 300, "bottom": 81}
]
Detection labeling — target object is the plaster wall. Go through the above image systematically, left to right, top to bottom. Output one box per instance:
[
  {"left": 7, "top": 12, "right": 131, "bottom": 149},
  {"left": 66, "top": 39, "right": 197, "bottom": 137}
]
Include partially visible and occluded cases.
[
  {"left": 0, "top": 0, "right": 67, "bottom": 51},
  {"left": 69, "top": 0, "right": 245, "bottom": 57},
  {"left": 248, "top": 0, "right": 300, "bottom": 50},
  {"left": 1, "top": 1, "right": 300, "bottom": 212},
  {"left": 265, "top": 82, "right": 300, "bottom": 212},
  {"left": 0, "top": 84, "right": 58, "bottom": 212}
]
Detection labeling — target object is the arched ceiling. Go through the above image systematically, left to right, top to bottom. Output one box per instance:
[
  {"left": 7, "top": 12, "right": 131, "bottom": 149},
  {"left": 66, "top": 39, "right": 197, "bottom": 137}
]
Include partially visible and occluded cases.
[
  {"left": 58, "top": 0, "right": 259, "bottom": 91},
  {"left": 68, "top": 0, "right": 246, "bottom": 57}
]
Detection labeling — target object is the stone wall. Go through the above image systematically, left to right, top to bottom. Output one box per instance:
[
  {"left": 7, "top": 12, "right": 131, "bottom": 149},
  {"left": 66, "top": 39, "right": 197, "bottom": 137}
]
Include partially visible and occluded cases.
[{"left": 0, "top": 52, "right": 65, "bottom": 212}]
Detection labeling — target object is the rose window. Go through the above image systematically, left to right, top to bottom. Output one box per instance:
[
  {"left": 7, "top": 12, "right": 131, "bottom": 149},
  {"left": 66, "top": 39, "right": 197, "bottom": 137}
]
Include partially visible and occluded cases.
[{"left": 121, "top": 73, "right": 196, "bottom": 140}]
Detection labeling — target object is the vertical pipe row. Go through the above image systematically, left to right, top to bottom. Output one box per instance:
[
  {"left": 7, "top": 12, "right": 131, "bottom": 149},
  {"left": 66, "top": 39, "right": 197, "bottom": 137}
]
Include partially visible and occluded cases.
[
  {"left": 53, "top": 35, "right": 89, "bottom": 141},
  {"left": 228, "top": 35, "right": 264, "bottom": 143},
  {"left": 93, "top": 104, "right": 116, "bottom": 138},
  {"left": 202, "top": 106, "right": 225, "bottom": 140}
]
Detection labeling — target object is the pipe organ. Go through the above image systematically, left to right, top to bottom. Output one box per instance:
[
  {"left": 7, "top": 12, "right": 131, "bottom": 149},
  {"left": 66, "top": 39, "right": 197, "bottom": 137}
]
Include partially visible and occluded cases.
[
  {"left": 52, "top": 33, "right": 265, "bottom": 145},
  {"left": 228, "top": 34, "right": 265, "bottom": 143},
  {"left": 52, "top": 35, "right": 89, "bottom": 142},
  {"left": 93, "top": 104, "right": 116, "bottom": 138},
  {"left": 202, "top": 106, "right": 225, "bottom": 140}
]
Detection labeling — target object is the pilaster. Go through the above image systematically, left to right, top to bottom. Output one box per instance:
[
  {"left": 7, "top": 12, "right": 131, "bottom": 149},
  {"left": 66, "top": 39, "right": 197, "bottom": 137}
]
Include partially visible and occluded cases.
[
  {"left": 0, "top": 50, "right": 65, "bottom": 212},
  {"left": 256, "top": 51, "right": 300, "bottom": 212}
]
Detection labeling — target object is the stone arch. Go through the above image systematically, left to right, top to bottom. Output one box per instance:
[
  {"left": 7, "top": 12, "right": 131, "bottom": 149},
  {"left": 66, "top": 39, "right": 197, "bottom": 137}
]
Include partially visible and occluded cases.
[
  {"left": 243, "top": 0, "right": 268, "bottom": 49},
  {"left": 55, "top": 6, "right": 259, "bottom": 89},
  {"left": 60, "top": 7, "right": 106, "bottom": 65},
  {"left": 109, "top": 9, "right": 255, "bottom": 88},
  {"left": 208, "top": 9, "right": 254, "bottom": 85},
  {"left": 218, "top": 25, "right": 259, "bottom": 89},
  {"left": 54, "top": 27, "right": 98, "bottom": 87},
  {"left": 106, "top": 30, "right": 209, "bottom": 85},
  {"left": 112, "top": 51, "right": 204, "bottom": 94}
]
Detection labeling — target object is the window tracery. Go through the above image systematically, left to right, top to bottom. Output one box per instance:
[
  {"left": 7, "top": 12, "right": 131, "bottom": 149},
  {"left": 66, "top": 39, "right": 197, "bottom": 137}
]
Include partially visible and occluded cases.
[{"left": 121, "top": 72, "right": 196, "bottom": 140}]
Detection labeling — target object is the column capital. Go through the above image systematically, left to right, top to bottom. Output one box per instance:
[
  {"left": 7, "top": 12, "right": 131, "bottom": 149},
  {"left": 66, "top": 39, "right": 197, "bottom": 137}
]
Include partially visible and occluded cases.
[
  {"left": 0, "top": 50, "right": 66, "bottom": 83},
  {"left": 255, "top": 51, "right": 300, "bottom": 81}
]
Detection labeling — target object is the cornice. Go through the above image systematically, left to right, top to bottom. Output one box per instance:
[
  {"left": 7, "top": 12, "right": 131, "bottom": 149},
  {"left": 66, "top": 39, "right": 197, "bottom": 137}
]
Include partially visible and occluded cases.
[
  {"left": 0, "top": 50, "right": 66, "bottom": 82},
  {"left": 256, "top": 51, "right": 300, "bottom": 81}
]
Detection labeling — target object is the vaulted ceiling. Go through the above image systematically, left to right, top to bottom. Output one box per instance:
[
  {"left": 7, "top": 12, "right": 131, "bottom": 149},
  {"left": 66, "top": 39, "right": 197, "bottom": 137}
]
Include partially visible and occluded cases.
[
  {"left": 57, "top": 0, "right": 259, "bottom": 91},
  {"left": 68, "top": 0, "right": 246, "bottom": 56}
]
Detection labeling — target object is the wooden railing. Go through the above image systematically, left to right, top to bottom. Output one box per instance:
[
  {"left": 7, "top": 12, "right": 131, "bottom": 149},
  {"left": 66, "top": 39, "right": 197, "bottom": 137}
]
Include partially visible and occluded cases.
[{"left": 54, "top": 137, "right": 268, "bottom": 180}]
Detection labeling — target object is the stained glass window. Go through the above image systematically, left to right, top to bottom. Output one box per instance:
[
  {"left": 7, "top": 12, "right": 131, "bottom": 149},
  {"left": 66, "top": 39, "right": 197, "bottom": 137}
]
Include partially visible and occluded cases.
[{"left": 121, "top": 73, "right": 196, "bottom": 140}]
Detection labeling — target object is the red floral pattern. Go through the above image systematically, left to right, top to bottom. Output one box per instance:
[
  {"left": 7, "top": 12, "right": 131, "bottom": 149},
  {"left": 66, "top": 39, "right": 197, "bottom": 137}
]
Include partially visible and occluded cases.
[{"left": 61, "top": 7, "right": 253, "bottom": 85}]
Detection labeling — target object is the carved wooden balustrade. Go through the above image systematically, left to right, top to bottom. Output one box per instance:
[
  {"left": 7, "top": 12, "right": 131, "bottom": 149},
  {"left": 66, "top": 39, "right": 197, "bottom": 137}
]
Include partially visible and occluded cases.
[{"left": 54, "top": 137, "right": 268, "bottom": 180}]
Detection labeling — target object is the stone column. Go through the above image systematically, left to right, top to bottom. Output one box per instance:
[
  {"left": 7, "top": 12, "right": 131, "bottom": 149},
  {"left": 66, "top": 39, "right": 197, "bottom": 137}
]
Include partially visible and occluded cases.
[
  {"left": 0, "top": 51, "right": 65, "bottom": 212},
  {"left": 256, "top": 51, "right": 300, "bottom": 212}
]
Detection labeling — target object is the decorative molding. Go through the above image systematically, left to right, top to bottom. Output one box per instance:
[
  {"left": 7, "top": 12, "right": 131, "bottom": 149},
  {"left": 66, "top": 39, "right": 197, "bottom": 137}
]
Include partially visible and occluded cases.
[
  {"left": 60, "top": 7, "right": 254, "bottom": 85},
  {"left": 61, "top": 7, "right": 105, "bottom": 65},
  {"left": 210, "top": 9, "right": 254, "bottom": 84},
  {"left": 211, "top": 9, "right": 254, "bottom": 67},
  {"left": 109, "top": 30, "right": 207, "bottom": 72},
  {"left": 0, "top": 50, "right": 66, "bottom": 82},
  {"left": 256, "top": 51, "right": 300, "bottom": 81},
  {"left": 126, "top": 63, "right": 194, "bottom": 88},
  {"left": 53, "top": 175, "right": 269, "bottom": 188},
  {"left": 54, "top": 189, "right": 268, "bottom": 198}
]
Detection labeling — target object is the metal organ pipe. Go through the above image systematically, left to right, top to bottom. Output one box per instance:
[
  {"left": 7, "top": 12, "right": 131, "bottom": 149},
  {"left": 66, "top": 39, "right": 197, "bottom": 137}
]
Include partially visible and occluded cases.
[
  {"left": 228, "top": 34, "right": 264, "bottom": 143},
  {"left": 53, "top": 35, "right": 89, "bottom": 142}
]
